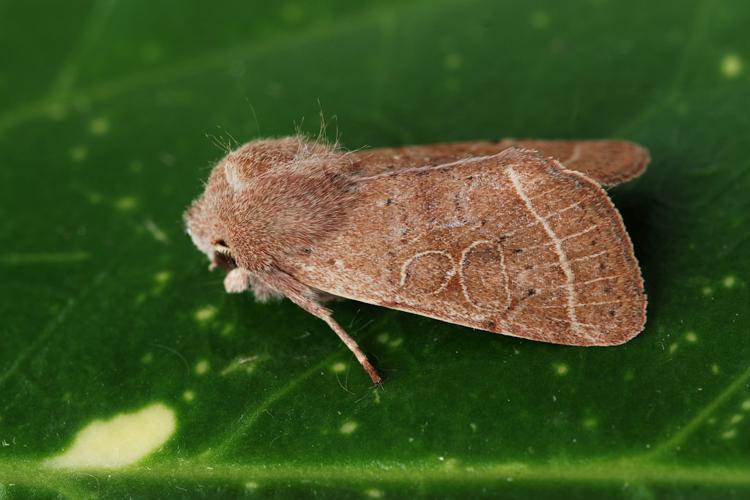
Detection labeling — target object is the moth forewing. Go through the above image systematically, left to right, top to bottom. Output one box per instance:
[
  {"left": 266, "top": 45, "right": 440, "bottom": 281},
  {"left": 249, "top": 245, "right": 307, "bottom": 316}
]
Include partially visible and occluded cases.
[
  {"left": 350, "top": 139, "right": 649, "bottom": 187},
  {"left": 284, "top": 147, "right": 646, "bottom": 347}
]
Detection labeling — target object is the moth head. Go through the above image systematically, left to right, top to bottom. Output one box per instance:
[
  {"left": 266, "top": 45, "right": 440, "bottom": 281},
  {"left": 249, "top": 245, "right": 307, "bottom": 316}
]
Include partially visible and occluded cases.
[
  {"left": 184, "top": 135, "right": 354, "bottom": 273},
  {"left": 221, "top": 136, "right": 334, "bottom": 187},
  {"left": 183, "top": 171, "right": 239, "bottom": 272}
]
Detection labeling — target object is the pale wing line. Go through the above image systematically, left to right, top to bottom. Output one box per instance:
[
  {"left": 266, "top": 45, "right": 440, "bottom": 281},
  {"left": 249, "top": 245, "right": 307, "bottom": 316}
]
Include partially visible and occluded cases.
[
  {"left": 562, "top": 143, "right": 583, "bottom": 166},
  {"left": 353, "top": 154, "right": 495, "bottom": 182},
  {"left": 507, "top": 167, "right": 591, "bottom": 342},
  {"left": 528, "top": 185, "right": 560, "bottom": 201},
  {"left": 500, "top": 198, "right": 592, "bottom": 240},
  {"left": 545, "top": 198, "right": 587, "bottom": 217},
  {"left": 499, "top": 219, "right": 541, "bottom": 239},
  {"left": 519, "top": 224, "right": 598, "bottom": 253},
  {"left": 458, "top": 240, "right": 511, "bottom": 311},
  {"left": 509, "top": 249, "right": 610, "bottom": 279},
  {"left": 399, "top": 250, "right": 456, "bottom": 295},
  {"left": 552, "top": 274, "right": 625, "bottom": 289},
  {"left": 536, "top": 298, "right": 641, "bottom": 309},
  {"left": 501, "top": 299, "right": 599, "bottom": 337}
]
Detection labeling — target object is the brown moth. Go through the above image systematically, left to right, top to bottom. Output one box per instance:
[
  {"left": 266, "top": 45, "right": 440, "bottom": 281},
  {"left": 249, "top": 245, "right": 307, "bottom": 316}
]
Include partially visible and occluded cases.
[{"left": 184, "top": 136, "right": 649, "bottom": 384}]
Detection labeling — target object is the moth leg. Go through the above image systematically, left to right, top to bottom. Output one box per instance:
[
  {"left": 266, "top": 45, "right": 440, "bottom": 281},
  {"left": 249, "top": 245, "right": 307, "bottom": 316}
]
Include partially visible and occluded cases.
[
  {"left": 262, "top": 270, "right": 382, "bottom": 385},
  {"left": 316, "top": 290, "right": 343, "bottom": 304}
]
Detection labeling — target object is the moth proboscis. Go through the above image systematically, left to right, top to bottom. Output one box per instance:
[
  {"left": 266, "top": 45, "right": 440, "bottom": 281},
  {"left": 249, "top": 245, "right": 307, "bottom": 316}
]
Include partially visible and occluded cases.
[{"left": 184, "top": 136, "right": 649, "bottom": 384}]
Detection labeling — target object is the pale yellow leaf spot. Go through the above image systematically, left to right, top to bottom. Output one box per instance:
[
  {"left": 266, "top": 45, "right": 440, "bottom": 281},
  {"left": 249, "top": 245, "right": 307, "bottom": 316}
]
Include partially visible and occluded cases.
[
  {"left": 530, "top": 11, "right": 550, "bottom": 30},
  {"left": 141, "top": 42, "right": 163, "bottom": 62},
  {"left": 444, "top": 52, "right": 463, "bottom": 70},
  {"left": 720, "top": 53, "right": 743, "bottom": 79},
  {"left": 89, "top": 117, "right": 110, "bottom": 135},
  {"left": 70, "top": 146, "right": 88, "bottom": 162},
  {"left": 129, "top": 161, "right": 143, "bottom": 173},
  {"left": 114, "top": 196, "right": 137, "bottom": 211},
  {"left": 154, "top": 271, "right": 171, "bottom": 285},
  {"left": 722, "top": 274, "right": 737, "bottom": 288},
  {"left": 194, "top": 305, "right": 217, "bottom": 323},
  {"left": 388, "top": 338, "right": 404, "bottom": 348},
  {"left": 194, "top": 359, "right": 210, "bottom": 376},
  {"left": 553, "top": 362, "right": 569, "bottom": 376},
  {"left": 44, "top": 403, "right": 176, "bottom": 469},
  {"left": 582, "top": 417, "right": 598, "bottom": 430},
  {"left": 340, "top": 421, "right": 358, "bottom": 435},
  {"left": 721, "top": 429, "right": 737, "bottom": 440}
]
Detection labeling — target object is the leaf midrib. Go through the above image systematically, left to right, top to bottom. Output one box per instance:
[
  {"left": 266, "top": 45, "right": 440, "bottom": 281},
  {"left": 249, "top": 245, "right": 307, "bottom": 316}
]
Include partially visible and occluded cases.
[{"left": 2, "top": 458, "right": 750, "bottom": 491}]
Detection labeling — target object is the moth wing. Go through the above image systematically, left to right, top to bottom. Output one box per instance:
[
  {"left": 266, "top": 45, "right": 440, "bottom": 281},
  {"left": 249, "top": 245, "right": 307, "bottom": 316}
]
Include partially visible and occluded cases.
[
  {"left": 349, "top": 139, "right": 650, "bottom": 187},
  {"left": 286, "top": 147, "right": 646, "bottom": 346}
]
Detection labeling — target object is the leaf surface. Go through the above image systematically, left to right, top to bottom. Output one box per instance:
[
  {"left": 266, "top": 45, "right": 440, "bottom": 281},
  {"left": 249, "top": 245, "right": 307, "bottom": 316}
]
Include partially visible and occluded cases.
[{"left": 1, "top": 0, "right": 749, "bottom": 497}]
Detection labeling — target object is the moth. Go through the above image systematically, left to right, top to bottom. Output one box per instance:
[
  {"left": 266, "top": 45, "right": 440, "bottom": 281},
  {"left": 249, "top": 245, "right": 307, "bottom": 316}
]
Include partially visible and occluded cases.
[{"left": 184, "top": 136, "right": 649, "bottom": 384}]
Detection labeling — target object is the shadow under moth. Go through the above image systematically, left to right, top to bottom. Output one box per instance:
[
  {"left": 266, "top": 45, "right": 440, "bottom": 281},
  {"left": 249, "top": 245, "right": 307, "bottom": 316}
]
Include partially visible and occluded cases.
[{"left": 184, "top": 137, "right": 649, "bottom": 384}]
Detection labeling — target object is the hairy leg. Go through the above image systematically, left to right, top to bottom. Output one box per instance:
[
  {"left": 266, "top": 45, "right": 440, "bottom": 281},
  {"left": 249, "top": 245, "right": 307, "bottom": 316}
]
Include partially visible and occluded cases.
[{"left": 261, "top": 268, "right": 382, "bottom": 384}]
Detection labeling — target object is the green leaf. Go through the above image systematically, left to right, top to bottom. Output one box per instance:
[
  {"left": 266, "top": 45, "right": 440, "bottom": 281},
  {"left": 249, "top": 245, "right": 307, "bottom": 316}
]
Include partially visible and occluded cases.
[{"left": 1, "top": 0, "right": 749, "bottom": 497}]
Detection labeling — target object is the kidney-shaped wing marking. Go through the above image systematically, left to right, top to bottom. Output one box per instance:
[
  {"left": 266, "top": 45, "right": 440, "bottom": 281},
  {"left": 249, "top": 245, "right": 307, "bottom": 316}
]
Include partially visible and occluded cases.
[{"left": 285, "top": 148, "right": 646, "bottom": 346}]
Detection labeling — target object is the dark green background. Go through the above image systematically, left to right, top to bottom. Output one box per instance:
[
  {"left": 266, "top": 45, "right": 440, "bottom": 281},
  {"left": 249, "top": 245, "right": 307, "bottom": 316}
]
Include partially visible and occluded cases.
[{"left": 1, "top": 0, "right": 749, "bottom": 497}]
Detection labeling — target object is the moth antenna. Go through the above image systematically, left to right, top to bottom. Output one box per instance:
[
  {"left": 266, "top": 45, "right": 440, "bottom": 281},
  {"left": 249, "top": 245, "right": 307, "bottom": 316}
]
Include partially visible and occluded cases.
[
  {"left": 244, "top": 98, "right": 261, "bottom": 136},
  {"left": 316, "top": 99, "right": 327, "bottom": 145},
  {"left": 331, "top": 114, "right": 341, "bottom": 150},
  {"left": 293, "top": 116, "right": 306, "bottom": 139},
  {"left": 225, "top": 130, "right": 240, "bottom": 150},
  {"left": 204, "top": 132, "right": 224, "bottom": 154}
]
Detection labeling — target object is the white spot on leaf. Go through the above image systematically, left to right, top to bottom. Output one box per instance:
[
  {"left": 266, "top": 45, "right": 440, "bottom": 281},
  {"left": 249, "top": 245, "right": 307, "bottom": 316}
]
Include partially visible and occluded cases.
[
  {"left": 530, "top": 11, "right": 550, "bottom": 30},
  {"left": 444, "top": 52, "right": 462, "bottom": 70},
  {"left": 720, "top": 53, "right": 743, "bottom": 79},
  {"left": 89, "top": 117, "right": 110, "bottom": 135},
  {"left": 69, "top": 146, "right": 88, "bottom": 162},
  {"left": 114, "top": 196, "right": 137, "bottom": 211},
  {"left": 154, "top": 271, "right": 171, "bottom": 285},
  {"left": 722, "top": 274, "right": 737, "bottom": 288},
  {"left": 194, "top": 305, "right": 217, "bottom": 323},
  {"left": 194, "top": 359, "right": 210, "bottom": 376},
  {"left": 553, "top": 363, "right": 569, "bottom": 376},
  {"left": 45, "top": 403, "right": 176, "bottom": 469},
  {"left": 340, "top": 421, "right": 358, "bottom": 435}
]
